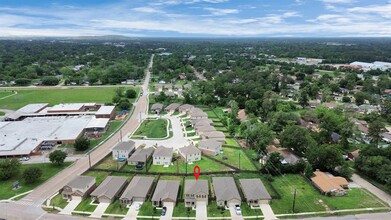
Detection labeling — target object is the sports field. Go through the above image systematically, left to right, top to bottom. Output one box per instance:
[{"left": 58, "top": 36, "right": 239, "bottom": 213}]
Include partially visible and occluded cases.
[{"left": 0, "top": 87, "right": 138, "bottom": 110}]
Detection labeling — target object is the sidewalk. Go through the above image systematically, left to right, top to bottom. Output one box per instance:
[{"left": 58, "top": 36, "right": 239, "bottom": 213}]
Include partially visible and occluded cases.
[{"left": 351, "top": 174, "right": 391, "bottom": 206}]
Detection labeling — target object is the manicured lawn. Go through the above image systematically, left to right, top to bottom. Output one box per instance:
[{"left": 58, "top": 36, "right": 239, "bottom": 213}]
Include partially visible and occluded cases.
[
  {"left": 0, "top": 87, "right": 138, "bottom": 110},
  {"left": 0, "top": 91, "right": 14, "bottom": 99},
  {"left": 206, "top": 110, "right": 218, "bottom": 118},
  {"left": 0, "top": 111, "right": 5, "bottom": 116},
  {"left": 133, "top": 119, "right": 168, "bottom": 138},
  {"left": 89, "top": 121, "right": 124, "bottom": 149},
  {"left": 216, "top": 126, "right": 228, "bottom": 132},
  {"left": 187, "top": 132, "right": 196, "bottom": 137},
  {"left": 225, "top": 138, "right": 240, "bottom": 148},
  {"left": 215, "top": 147, "right": 256, "bottom": 171},
  {"left": 94, "top": 154, "right": 125, "bottom": 170},
  {"left": 148, "top": 156, "right": 231, "bottom": 173},
  {"left": 0, "top": 162, "right": 71, "bottom": 200},
  {"left": 83, "top": 170, "right": 110, "bottom": 184},
  {"left": 270, "top": 174, "right": 326, "bottom": 214},
  {"left": 321, "top": 188, "right": 388, "bottom": 210},
  {"left": 50, "top": 194, "right": 69, "bottom": 209},
  {"left": 74, "top": 196, "right": 97, "bottom": 212},
  {"left": 104, "top": 200, "right": 129, "bottom": 215},
  {"left": 138, "top": 201, "right": 157, "bottom": 216},
  {"left": 173, "top": 202, "right": 196, "bottom": 217},
  {"left": 207, "top": 202, "right": 231, "bottom": 217},
  {"left": 241, "top": 203, "right": 263, "bottom": 216}
]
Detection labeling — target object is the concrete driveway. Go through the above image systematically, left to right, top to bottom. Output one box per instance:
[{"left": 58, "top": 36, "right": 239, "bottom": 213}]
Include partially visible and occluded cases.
[
  {"left": 59, "top": 197, "right": 81, "bottom": 215},
  {"left": 196, "top": 201, "right": 207, "bottom": 220},
  {"left": 90, "top": 202, "right": 110, "bottom": 218},
  {"left": 123, "top": 202, "right": 142, "bottom": 220},
  {"left": 160, "top": 203, "right": 174, "bottom": 220},
  {"left": 260, "top": 203, "right": 277, "bottom": 220},
  {"left": 229, "top": 205, "right": 244, "bottom": 220}
]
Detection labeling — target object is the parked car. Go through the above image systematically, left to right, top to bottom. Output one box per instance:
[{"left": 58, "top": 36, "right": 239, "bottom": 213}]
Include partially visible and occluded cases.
[
  {"left": 19, "top": 156, "right": 29, "bottom": 161},
  {"left": 136, "top": 163, "right": 144, "bottom": 170},
  {"left": 235, "top": 205, "right": 242, "bottom": 215},
  {"left": 161, "top": 206, "right": 167, "bottom": 216}
]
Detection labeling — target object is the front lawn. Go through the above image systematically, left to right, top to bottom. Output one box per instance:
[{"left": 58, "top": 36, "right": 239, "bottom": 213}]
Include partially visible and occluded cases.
[
  {"left": 133, "top": 119, "right": 168, "bottom": 138},
  {"left": 94, "top": 154, "right": 125, "bottom": 170},
  {"left": 0, "top": 162, "right": 72, "bottom": 200},
  {"left": 83, "top": 170, "right": 110, "bottom": 184},
  {"left": 50, "top": 194, "right": 69, "bottom": 209},
  {"left": 74, "top": 196, "right": 97, "bottom": 212},
  {"left": 104, "top": 200, "right": 129, "bottom": 215},
  {"left": 138, "top": 201, "right": 157, "bottom": 216},
  {"left": 173, "top": 202, "right": 196, "bottom": 217},
  {"left": 207, "top": 202, "right": 231, "bottom": 217},
  {"left": 241, "top": 203, "right": 263, "bottom": 216}
]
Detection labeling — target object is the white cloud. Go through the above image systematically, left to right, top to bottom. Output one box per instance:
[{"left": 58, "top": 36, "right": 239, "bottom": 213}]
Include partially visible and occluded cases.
[
  {"left": 320, "top": 0, "right": 355, "bottom": 3},
  {"left": 348, "top": 4, "right": 391, "bottom": 18},
  {"left": 132, "top": 7, "right": 164, "bottom": 13},
  {"left": 203, "top": 7, "right": 239, "bottom": 16}
]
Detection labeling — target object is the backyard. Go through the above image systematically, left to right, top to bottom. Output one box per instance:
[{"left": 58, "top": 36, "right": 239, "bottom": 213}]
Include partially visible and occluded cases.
[
  {"left": 0, "top": 87, "right": 138, "bottom": 110},
  {"left": 133, "top": 118, "right": 169, "bottom": 139},
  {"left": 214, "top": 147, "right": 257, "bottom": 171},
  {"left": 0, "top": 162, "right": 72, "bottom": 200}
]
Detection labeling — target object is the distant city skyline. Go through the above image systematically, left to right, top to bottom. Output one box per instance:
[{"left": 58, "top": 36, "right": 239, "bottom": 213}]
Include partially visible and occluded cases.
[{"left": 0, "top": 0, "right": 390, "bottom": 37}]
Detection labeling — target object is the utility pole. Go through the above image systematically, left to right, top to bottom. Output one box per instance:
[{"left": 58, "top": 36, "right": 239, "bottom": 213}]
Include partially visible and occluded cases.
[
  {"left": 140, "top": 112, "right": 142, "bottom": 122},
  {"left": 120, "top": 130, "right": 122, "bottom": 142},
  {"left": 88, "top": 151, "right": 91, "bottom": 168},
  {"left": 117, "top": 151, "right": 119, "bottom": 170},
  {"left": 238, "top": 152, "right": 241, "bottom": 170},
  {"left": 145, "top": 154, "right": 148, "bottom": 173},
  {"left": 185, "top": 155, "right": 188, "bottom": 175},
  {"left": 292, "top": 189, "right": 297, "bottom": 213}
]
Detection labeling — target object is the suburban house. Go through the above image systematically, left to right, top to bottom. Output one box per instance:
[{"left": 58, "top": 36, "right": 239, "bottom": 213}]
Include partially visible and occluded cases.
[
  {"left": 155, "top": 84, "right": 164, "bottom": 92},
  {"left": 174, "top": 84, "right": 183, "bottom": 91},
  {"left": 183, "top": 84, "right": 192, "bottom": 90},
  {"left": 151, "top": 103, "right": 164, "bottom": 113},
  {"left": 165, "top": 103, "right": 181, "bottom": 113},
  {"left": 179, "top": 104, "right": 194, "bottom": 114},
  {"left": 189, "top": 108, "right": 208, "bottom": 119},
  {"left": 237, "top": 109, "right": 248, "bottom": 122},
  {"left": 191, "top": 119, "right": 214, "bottom": 127},
  {"left": 195, "top": 125, "right": 217, "bottom": 135},
  {"left": 201, "top": 131, "right": 226, "bottom": 143},
  {"left": 198, "top": 140, "right": 222, "bottom": 155},
  {"left": 112, "top": 141, "right": 136, "bottom": 160},
  {"left": 179, "top": 144, "right": 201, "bottom": 163},
  {"left": 153, "top": 146, "right": 173, "bottom": 166},
  {"left": 266, "top": 146, "right": 301, "bottom": 165},
  {"left": 128, "top": 147, "right": 154, "bottom": 165},
  {"left": 347, "top": 149, "right": 360, "bottom": 160},
  {"left": 311, "top": 170, "right": 349, "bottom": 196},
  {"left": 61, "top": 176, "right": 96, "bottom": 200},
  {"left": 90, "top": 176, "right": 128, "bottom": 203},
  {"left": 119, "top": 176, "right": 154, "bottom": 206},
  {"left": 212, "top": 177, "right": 241, "bottom": 207},
  {"left": 239, "top": 179, "right": 271, "bottom": 207},
  {"left": 151, "top": 180, "right": 180, "bottom": 207},
  {"left": 184, "top": 180, "right": 209, "bottom": 208}
]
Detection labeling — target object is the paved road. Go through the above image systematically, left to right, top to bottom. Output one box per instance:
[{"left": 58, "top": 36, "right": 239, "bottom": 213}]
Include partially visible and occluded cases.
[
  {"left": 0, "top": 54, "right": 154, "bottom": 220},
  {"left": 351, "top": 174, "right": 391, "bottom": 206},
  {"left": 291, "top": 212, "right": 391, "bottom": 220}
]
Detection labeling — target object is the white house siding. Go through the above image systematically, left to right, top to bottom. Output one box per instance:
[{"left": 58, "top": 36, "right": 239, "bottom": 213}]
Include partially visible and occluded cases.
[
  {"left": 112, "top": 149, "right": 131, "bottom": 160},
  {"left": 153, "top": 156, "right": 172, "bottom": 166}
]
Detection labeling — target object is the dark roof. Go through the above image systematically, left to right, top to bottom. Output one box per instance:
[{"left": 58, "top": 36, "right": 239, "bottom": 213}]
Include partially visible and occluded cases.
[
  {"left": 198, "top": 140, "right": 222, "bottom": 151},
  {"left": 113, "top": 141, "right": 136, "bottom": 151},
  {"left": 179, "top": 144, "right": 201, "bottom": 155},
  {"left": 153, "top": 146, "right": 173, "bottom": 157},
  {"left": 128, "top": 147, "right": 154, "bottom": 163},
  {"left": 65, "top": 176, "right": 96, "bottom": 190},
  {"left": 90, "top": 176, "right": 127, "bottom": 200},
  {"left": 120, "top": 176, "right": 154, "bottom": 200},
  {"left": 212, "top": 177, "right": 241, "bottom": 202},
  {"left": 151, "top": 180, "right": 180, "bottom": 202},
  {"left": 185, "top": 180, "right": 209, "bottom": 195}
]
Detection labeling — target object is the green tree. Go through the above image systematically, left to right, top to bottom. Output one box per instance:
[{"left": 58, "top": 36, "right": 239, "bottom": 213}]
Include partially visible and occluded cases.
[
  {"left": 41, "top": 76, "right": 59, "bottom": 86},
  {"left": 115, "top": 87, "right": 125, "bottom": 97},
  {"left": 125, "top": 89, "right": 137, "bottom": 99},
  {"left": 354, "top": 92, "right": 367, "bottom": 106},
  {"left": 118, "top": 99, "right": 131, "bottom": 110},
  {"left": 245, "top": 99, "right": 258, "bottom": 115},
  {"left": 229, "top": 100, "right": 239, "bottom": 123},
  {"left": 368, "top": 119, "right": 385, "bottom": 144},
  {"left": 339, "top": 121, "right": 354, "bottom": 149},
  {"left": 247, "top": 122, "right": 274, "bottom": 153},
  {"left": 279, "top": 125, "right": 316, "bottom": 156},
  {"left": 74, "top": 136, "right": 90, "bottom": 151},
  {"left": 306, "top": 144, "right": 343, "bottom": 171},
  {"left": 49, "top": 150, "right": 67, "bottom": 166},
  {"left": 262, "top": 152, "right": 283, "bottom": 175},
  {"left": 0, "top": 159, "right": 21, "bottom": 180},
  {"left": 304, "top": 163, "right": 314, "bottom": 179},
  {"left": 337, "top": 163, "right": 353, "bottom": 180},
  {"left": 23, "top": 167, "right": 42, "bottom": 184}
]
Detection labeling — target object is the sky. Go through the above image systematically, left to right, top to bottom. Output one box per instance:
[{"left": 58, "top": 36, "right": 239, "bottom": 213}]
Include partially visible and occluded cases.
[{"left": 0, "top": 0, "right": 391, "bottom": 37}]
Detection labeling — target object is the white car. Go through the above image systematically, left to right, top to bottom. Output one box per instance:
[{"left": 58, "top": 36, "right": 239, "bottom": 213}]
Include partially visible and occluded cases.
[
  {"left": 19, "top": 157, "right": 30, "bottom": 161},
  {"left": 135, "top": 203, "right": 142, "bottom": 211},
  {"left": 235, "top": 205, "right": 242, "bottom": 215}
]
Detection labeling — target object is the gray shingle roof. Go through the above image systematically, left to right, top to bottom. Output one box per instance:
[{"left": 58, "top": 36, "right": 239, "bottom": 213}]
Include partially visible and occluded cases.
[
  {"left": 151, "top": 103, "right": 164, "bottom": 111},
  {"left": 165, "top": 103, "right": 181, "bottom": 111},
  {"left": 179, "top": 104, "right": 194, "bottom": 111},
  {"left": 192, "top": 119, "right": 213, "bottom": 127},
  {"left": 195, "top": 125, "right": 216, "bottom": 132},
  {"left": 202, "top": 131, "right": 225, "bottom": 138},
  {"left": 198, "top": 140, "right": 221, "bottom": 151},
  {"left": 113, "top": 141, "right": 136, "bottom": 151},
  {"left": 179, "top": 144, "right": 201, "bottom": 156},
  {"left": 153, "top": 146, "right": 173, "bottom": 158},
  {"left": 128, "top": 147, "right": 154, "bottom": 163},
  {"left": 65, "top": 176, "right": 95, "bottom": 191},
  {"left": 90, "top": 176, "right": 127, "bottom": 200},
  {"left": 120, "top": 176, "right": 154, "bottom": 200},
  {"left": 212, "top": 177, "right": 241, "bottom": 202},
  {"left": 239, "top": 179, "right": 271, "bottom": 201},
  {"left": 151, "top": 180, "right": 180, "bottom": 203},
  {"left": 185, "top": 180, "right": 209, "bottom": 195}
]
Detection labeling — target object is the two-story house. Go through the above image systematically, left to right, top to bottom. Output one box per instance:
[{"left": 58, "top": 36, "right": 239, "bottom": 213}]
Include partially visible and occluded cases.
[
  {"left": 179, "top": 144, "right": 201, "bottom": 163},
  {"left": 153, "top": 146, "right": 173, "bottom": 166},
  {"left": 184, "top": 180, "right": 209, "bottom": 208}
]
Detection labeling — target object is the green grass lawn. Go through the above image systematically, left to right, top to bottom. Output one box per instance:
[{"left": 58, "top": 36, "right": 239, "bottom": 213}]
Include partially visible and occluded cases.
[
  {"left": 0, "top": 87, "right": 139, "bottom": 110},
  {"left": 0, "top": 91, "right": 14, "bottom": 99},
  {"left": 206, "top": 110, "right": 218, "bottom": 118},
  {"left": 0, "top": 111, "right": 5, "bottom": 116},
  {"left": 133, "top": 119, "right": 168, "bottom": 138},
  {"left": 89, "top": 121, "right": 124, "bottom": 149},
  {"left": 187, "top": 132, "right": 196, "bottom": 137},
  {"left": 224, "top": 138, "right": 240, "bottom": 148},
  {"left": 214, "top": 147, "right": 256, "bottom": 171},
  {"left": 94, "top": 154, "right": 125, "bottom": 170},
  {"left": 148, "top": 156, "right": 231, "bottom": 174},
  {"left": 0, "top": 162, "right": 71, "bottom": 200},
  {"left": 83, "top": 170, "right": 110, "bottom": 185},
  {"left": 270, "top": 174, "right": 327, "bottom": 214},
  {"left": 321, "top": 188, "right": 388, "bottom": 210},
  {"left": 50, "top": 194, "right": 69, "bottom": 209},
  {"left": 74, "top": 196, "right": 97, "bottom": 212},
  {"left": 104, "top": 200, "right": 129, "bottom": 215},
  {"left": 138, "top": 201, "right": 157, "bottom": 216},
  {"left": 173, "top": 202, "right": 196, "bottom": 217},
  {"left": 207, "top": 202, "right": 231, "bottom": 217},
  {"left": 241, "top": 203, "right": 263, "bottom": 216}
]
